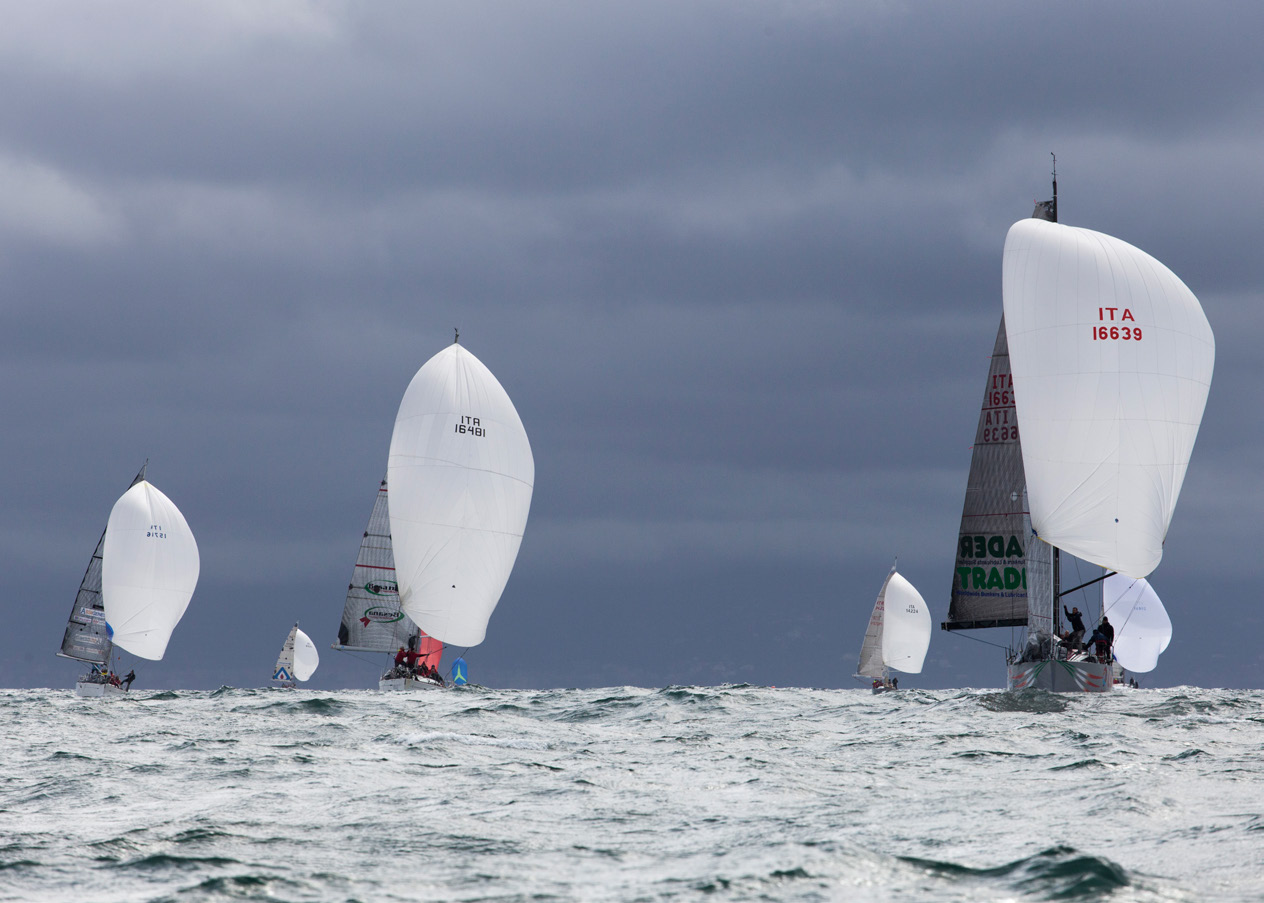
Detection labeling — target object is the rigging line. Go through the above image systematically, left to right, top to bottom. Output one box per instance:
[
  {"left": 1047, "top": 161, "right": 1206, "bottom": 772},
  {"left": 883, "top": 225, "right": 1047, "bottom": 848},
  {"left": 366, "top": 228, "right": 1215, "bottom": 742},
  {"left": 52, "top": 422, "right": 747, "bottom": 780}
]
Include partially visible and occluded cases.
[{"left": 946, "top": 630, "right": 1010, "bottom": 651}]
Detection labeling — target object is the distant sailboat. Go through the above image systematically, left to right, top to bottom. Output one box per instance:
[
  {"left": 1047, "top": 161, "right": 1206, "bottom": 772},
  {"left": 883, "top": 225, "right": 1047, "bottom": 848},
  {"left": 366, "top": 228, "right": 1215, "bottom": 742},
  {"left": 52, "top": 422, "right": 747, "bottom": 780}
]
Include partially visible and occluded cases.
[
  {"left": 943, "top": 162, "right": 1214, "bottom": 692},
  {"left": 386, "top": 336, "right": 534, "bottom": 682},
  {"left": 58, "top": 464, "right": 147, "bottom": 696},
  {"left": 331, "top": 478, "right": 445, "bottom": 690},
  {"left": 856, "top": 565, "right": 931, "bottom": 692},
  {"left": 1102, "top": 575, "right": 1172, "bottom": 676},
  {"left": 273, "top": 623, "right": 319, "bottom": 688}
]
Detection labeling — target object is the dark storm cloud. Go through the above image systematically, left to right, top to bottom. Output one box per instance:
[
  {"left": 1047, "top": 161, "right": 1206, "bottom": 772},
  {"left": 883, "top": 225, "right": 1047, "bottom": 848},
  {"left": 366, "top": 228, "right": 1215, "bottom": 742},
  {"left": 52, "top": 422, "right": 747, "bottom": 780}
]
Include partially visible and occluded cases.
[{"left": 3, "top": 2, "right": 1261, "bottom": 691}]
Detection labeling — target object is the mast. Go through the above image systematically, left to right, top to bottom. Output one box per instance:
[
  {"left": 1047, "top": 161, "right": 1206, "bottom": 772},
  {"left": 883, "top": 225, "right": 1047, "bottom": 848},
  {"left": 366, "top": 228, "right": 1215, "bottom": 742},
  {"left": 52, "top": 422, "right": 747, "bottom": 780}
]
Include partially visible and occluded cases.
[{"left": 1032, "top": 153, "right": 1058, "bottom": 223}]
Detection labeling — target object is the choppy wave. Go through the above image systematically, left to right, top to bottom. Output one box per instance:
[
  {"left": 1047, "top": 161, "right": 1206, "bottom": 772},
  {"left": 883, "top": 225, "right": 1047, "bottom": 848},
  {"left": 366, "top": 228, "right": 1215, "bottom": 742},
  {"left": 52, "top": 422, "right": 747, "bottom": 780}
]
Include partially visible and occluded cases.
[{"left": 0, "top": 686, "right": 1259, "bottom": 901}]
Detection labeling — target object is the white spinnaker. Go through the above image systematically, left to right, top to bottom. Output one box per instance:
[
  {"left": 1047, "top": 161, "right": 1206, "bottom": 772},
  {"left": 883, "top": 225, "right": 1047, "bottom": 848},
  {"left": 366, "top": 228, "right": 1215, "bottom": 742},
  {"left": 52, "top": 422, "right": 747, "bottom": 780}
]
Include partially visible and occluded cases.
[
  {"left": 1002, "top": 218, "right": 1214, "bottom": 578},
  {"left": 387, "top": 342, "right": 534, "bottom": 647},
  {"left": 102, "top": 481, "right": 200, "bottom": 661},
  {"left": 880, "top": 571, "right": 931, "bottom": 674},
  {"left": 1102, "top": 574, "right": 1172, "bottom": 673},
  {"left": 292, "top": 627, "right": 319, "bottom": 681}
]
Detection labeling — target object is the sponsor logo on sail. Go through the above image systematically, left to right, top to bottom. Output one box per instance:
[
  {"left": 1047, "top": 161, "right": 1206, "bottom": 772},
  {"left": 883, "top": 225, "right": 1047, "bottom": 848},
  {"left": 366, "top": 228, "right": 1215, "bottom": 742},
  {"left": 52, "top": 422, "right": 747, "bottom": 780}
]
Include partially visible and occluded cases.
[
  {"left": 364, "top": 580, "right": 399, "bottom": 597},
  {"left": 359, "top": 606, "right": 404, "bottom": 627}
]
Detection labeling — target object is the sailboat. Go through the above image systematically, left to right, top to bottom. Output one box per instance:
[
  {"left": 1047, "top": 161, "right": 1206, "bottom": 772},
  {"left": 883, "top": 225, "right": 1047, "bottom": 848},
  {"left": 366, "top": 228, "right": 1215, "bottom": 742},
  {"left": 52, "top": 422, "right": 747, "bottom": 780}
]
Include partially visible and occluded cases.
[
  {"left": 942, "top": 163, "right": 1214, "bottom": 692},
  {"left": 386, "top": 334, "right": 533, "bottom": 681},
  {"left": 58, "top": 464, "right": 147, "bottom": 696},
  {"left": 331, "top": 478, "right": 445, "bottom": 690},
  {"left": 856, "top": 565, "right": 931, "bottom": 692},
  {"left": 1102, "top": 574, "right": 1172, "bottom": 681},
  {"left": 273, "top": 623, "right": 319, "bottom": 688}
]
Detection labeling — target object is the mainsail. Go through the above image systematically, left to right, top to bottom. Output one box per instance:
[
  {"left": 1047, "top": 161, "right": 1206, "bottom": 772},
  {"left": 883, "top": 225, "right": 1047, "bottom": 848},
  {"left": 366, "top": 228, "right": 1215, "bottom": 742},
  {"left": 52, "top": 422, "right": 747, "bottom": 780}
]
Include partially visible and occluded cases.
[
  {"left": 1002, "top": 218, "right": 1215, "bottom": 578},
  {"left": 944, "top": 317, "right": 1030, "bottom": 630},
  {"left": 387, "top": 341, "right": 534, "bottom": 648},
  {"left": 58, "top": 464, "right": 147, "bottom": 665},
  {"left": 334, "top": 479, "right": 424, "bottom": 653},
  {"left": 102, "top": 480, "right": 200, "bottom": 661},
  {"left": 858, "top": 567, "right": 931, "bottom": 677},
  {"left": 1102, "top": 575, "right": 1172, "bottom": 673}
]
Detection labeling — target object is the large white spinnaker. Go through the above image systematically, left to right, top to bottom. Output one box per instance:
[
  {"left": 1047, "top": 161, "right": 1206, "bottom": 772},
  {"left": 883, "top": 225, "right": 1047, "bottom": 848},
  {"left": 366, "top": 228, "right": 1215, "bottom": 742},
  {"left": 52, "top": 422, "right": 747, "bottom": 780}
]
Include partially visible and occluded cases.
[
  {"left": 1002, "top": 218, "right": 1215, "bottom": 578},
  {"left": 387, "top": 341, "right": 534, "bottom": 648},
  {"left": 101, "top": 481, "right": 200, "bottom": 661},
  {"left": 858, "top": 568, "right": 931, "bottom": 677},
  {"left": 1102, "top": 574, "right": 1172, "bottom": 673}
]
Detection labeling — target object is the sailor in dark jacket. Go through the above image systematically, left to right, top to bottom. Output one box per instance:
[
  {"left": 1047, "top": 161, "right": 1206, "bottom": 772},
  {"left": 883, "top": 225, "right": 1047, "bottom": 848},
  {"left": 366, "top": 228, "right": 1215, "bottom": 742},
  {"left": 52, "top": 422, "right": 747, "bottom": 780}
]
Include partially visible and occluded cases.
[
  {"left": 1063, "top": 606, "right": 1086, "bottom": 650},
  {"left": 1098, "top": 617, "right": 1115, "bottom": 657}
]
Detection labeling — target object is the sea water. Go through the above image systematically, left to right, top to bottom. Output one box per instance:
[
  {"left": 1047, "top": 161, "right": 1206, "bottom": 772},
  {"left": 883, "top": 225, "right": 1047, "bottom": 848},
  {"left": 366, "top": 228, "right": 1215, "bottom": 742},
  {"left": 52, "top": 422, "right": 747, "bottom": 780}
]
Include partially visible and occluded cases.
[{"left": 1, "top": 685, "right": 1260, "bottom": 902}]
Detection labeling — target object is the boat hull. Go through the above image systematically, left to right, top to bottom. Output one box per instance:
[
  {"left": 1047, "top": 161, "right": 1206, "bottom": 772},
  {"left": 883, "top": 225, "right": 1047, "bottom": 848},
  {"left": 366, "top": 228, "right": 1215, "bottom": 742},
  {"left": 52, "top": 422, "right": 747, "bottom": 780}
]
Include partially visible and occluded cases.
[
  {"left": 1007, "top": 659, "right": 1112, "bottom": 693},
  {"left": 379, "top": 675, "right": 445, "bottom": 691},
  {"left": 75, "top": 680, "right": 126, "bottom": 697}
]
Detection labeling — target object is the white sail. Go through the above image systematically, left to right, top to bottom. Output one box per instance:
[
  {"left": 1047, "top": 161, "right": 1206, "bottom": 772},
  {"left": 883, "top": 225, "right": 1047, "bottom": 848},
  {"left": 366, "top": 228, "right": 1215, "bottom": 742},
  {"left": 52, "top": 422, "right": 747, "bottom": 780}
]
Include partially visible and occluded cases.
[
  {"left": 1002, "top": 218, "right": 1215, "bottom": 578},
  {"left": 387, "top": 342, "right": 534, "bottom": 647},
  {"left": 101, "top": 481, "right": 200, "bottom": 661},
  {"left": 858, "top": 568, "right": 931, "bottom": 677},
  {"left": 856, "top": 571, "right": 890, "bottom": 679},
  {"left": 881, "top": 571, "right": 931, "bottom": 674},
  {"left": 1102, "top": 574, "right": 1172, "bottom": 673},
  {"left": 275, "top": 624, "right": 320, "bottom": 683},
  {"left": 292, "top": 627, "right": 319, "bottom": 681}
]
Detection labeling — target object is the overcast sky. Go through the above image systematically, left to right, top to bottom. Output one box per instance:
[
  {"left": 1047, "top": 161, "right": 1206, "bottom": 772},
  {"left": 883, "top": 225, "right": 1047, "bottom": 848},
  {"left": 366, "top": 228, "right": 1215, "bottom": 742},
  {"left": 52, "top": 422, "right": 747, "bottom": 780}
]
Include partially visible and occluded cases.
[{"left": 4, "top": 2, "right": 1261, "bottom": 691}]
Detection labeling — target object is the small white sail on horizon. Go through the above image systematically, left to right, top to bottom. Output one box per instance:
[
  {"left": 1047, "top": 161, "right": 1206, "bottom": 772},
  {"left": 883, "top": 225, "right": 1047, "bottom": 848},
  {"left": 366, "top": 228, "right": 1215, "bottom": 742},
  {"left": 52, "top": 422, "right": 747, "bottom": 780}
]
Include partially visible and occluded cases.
[
  {"left": 1002, "top": 217, "right": 1215, "bottom": 579},
  {"left": 387, "top": 340, "right": 534, "bottom": 648},
  {"left": 102, "top": 481, "right": 200, "bottom": 661},
  {"left": 857, "top": 567, "right": 931, "bottom": 680},
  {"left": 1102, "top": 574, "right": 1172, "bottom": 673},
  {"left": 274, "top": 624, "right": 319, "bottom": 684}
]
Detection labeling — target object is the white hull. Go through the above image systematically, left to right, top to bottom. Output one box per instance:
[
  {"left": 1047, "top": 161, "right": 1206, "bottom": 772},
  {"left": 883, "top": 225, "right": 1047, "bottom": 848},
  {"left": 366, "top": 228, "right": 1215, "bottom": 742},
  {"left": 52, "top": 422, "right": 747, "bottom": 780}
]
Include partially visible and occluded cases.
[
  {"left": 1007, "top": 659, "right": 1112, "bottom": 693},
  {"left": 379, "top": 675, "right": 445, "bottom": 691},
  {"left": 75, "top": 680, "right": 126, "bottom": 697}
]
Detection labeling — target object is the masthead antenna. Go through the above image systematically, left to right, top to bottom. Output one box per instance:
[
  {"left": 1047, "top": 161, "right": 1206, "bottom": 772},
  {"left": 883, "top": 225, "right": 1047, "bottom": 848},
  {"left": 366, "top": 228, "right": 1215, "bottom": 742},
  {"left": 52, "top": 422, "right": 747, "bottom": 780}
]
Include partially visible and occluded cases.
[
  {"left": 1050, "top": 152, "right": 1058, "bottom": 222},
  {"left": 454, "top": 327, "right": 460, "bottom": 344}
]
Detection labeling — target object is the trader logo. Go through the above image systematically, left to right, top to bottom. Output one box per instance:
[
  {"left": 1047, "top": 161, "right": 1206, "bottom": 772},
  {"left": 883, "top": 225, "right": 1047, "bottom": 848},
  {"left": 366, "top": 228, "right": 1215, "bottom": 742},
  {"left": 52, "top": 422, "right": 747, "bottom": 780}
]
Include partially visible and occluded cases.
[{"left": 359, "top": 606, "right": 404, "bottom": 627}]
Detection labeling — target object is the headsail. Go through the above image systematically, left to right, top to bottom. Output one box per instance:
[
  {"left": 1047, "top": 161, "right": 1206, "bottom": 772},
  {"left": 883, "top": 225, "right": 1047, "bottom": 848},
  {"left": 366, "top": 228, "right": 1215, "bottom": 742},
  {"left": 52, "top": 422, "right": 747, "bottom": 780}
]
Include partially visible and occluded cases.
[
  {"left": 1002, "top": 218, "right": 1215, "bottom": 577},
  {"left": 944, "top": 317, "right": 1030, "bottom": 630},
  {"left": 387, "top": 342, "right": 534, "bottom": 647},
  {"left": 59, "top": 464, "right": 148, "bottom": 664},
  {"left": 334, "top": 479, "right": 424, "bottom": 653},
  {"left": 102, "top": 481, "right": 200, "bottom": 661},
  {"left": 1102, "top": 575, "right": 1172, "bottom": 673},
  {"left": 417, "top": 632, "right": 443, "bottom": 670}
]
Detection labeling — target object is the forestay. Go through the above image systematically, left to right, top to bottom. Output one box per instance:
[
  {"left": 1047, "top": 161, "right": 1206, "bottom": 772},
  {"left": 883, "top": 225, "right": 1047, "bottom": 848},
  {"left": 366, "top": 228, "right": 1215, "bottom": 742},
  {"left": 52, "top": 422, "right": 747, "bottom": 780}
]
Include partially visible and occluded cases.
[
  {"left": 1002, "top": 218, "right": 1215, "bottom": 578},
  {"left": 387, "top": 342, "right": 534, "bottom": 647},
  {"left": 102, "top": 481, "right": 200, "bottom": 661},
  {"left": 1102, "top": 575, "right": 1172, "bottom": 673}
]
